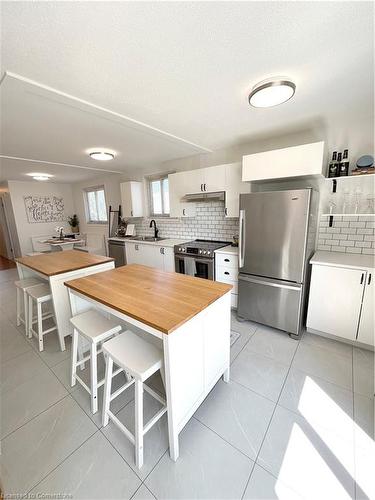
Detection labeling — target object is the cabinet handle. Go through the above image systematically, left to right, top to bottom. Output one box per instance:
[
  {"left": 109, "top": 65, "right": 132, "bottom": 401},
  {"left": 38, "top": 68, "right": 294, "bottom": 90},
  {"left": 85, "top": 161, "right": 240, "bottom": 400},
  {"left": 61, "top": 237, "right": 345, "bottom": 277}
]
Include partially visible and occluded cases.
[
  {"left": 204, "top": 183, "right": 207, "bottom": 191},
  {"left": 200, "top": 184, "right": 203, "bottom": 191},
  {"left": 183, "top": 208, "right": 186, "bottom": 216},
  {"left": 225, "top": 208, "right": 228, "bottom": 216},
  {"left": 131, "top": 210, "right": 133, "bottom": 217},
  {"left": 135, "top": 244, "right": 138, "bottom": 250},
  {"left": 160, "top": 247, "right": 165, "bottom": 255},
  {"left": 224, "top": 258, "right": 230, "bottom": 262},
  {"left": 224, "top": 271, "right": 230, "bottom": 275},
  {"left": 360, "top": 273, "right": 364, "bottom": 284},
  {"left": 368, "top": 273, "right": 372, "bottom": 285}
]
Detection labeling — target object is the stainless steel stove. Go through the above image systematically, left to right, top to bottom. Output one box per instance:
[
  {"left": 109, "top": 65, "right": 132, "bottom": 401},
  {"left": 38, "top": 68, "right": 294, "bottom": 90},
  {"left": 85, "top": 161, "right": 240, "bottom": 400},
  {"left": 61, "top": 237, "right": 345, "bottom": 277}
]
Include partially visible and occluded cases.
[{"left": 174, "top": 239, "right": 230, "bottom": 280}]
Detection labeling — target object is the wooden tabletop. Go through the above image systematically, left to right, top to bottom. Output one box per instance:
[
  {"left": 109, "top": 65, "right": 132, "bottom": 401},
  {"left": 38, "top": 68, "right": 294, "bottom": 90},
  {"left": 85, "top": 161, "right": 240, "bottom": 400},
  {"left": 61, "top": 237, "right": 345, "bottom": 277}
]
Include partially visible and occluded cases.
[
  {"left": 16, "top": 250, "right": 114, "bottom": 277},
  {"left": 65, "top": 264, "right": 232, "bottom": 334}
]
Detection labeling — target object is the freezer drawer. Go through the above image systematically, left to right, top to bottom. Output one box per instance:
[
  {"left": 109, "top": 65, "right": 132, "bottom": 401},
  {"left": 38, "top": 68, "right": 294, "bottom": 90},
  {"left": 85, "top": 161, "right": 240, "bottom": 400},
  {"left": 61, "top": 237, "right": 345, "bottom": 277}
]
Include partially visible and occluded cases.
[{"left": 238, "top": 274, "right": 303, "bottom": 335}]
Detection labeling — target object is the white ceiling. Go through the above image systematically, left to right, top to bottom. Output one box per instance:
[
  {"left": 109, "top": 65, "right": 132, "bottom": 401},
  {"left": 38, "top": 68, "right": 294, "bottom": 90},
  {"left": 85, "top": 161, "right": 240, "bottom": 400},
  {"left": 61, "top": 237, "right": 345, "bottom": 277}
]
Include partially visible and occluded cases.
[{"left": 1, "top": 1, "right": 373, "bottom": 183}]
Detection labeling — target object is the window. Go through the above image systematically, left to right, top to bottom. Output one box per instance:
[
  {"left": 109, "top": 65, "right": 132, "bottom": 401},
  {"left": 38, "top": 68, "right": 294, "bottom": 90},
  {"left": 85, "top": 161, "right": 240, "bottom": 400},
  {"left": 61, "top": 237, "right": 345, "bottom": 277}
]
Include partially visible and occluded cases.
[
  {"left": 149, "top": 175, "right": 170, "bottom": 216},
  {"left": 84, "top": 186, "right": 108, "bottom": 223}
]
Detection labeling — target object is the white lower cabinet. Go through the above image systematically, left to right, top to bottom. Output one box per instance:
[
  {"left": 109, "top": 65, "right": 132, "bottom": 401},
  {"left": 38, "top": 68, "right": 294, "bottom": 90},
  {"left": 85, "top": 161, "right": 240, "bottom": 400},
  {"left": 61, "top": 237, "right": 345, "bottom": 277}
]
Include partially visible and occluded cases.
[
  {"left": 125, "top": 242, "right": 175, "bottom": 272},
  {"left": 214, "top": 247, "right": 239, "bottom": 309},
  {"left": 307, "top": 263, "right": 374, "bottom": 346},
  {"left": 357, "top": 272, "right": 374, "bottom": 345}
]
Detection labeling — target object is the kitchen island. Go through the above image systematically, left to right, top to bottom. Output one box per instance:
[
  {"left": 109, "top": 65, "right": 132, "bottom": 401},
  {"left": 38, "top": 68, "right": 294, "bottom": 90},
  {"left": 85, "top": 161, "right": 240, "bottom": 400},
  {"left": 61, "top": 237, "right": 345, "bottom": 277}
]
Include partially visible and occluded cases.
[
  {"left": 16, "top": 250, "right": 114, "bottom": 350},
  {"left": 65, "top": 264, "right": 232, "bottom": 461}
]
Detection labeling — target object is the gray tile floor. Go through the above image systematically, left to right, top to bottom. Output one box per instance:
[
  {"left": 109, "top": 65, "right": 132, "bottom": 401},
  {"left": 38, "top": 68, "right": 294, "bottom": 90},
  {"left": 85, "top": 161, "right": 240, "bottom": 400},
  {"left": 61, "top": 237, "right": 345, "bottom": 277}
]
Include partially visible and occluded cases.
[{"left": 1, "top": 268, "right": 374, "bottom": 499}]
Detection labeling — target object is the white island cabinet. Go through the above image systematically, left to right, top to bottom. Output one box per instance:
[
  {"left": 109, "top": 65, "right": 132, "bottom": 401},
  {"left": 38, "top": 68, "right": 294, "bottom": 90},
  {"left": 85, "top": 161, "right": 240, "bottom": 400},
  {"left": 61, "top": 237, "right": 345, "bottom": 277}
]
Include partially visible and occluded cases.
[
  {"left": 306, "top": 251, "right": 374, "bottom": 347},
  {"left": 66, "top": 264, "right": 232, "bottom": 461}
]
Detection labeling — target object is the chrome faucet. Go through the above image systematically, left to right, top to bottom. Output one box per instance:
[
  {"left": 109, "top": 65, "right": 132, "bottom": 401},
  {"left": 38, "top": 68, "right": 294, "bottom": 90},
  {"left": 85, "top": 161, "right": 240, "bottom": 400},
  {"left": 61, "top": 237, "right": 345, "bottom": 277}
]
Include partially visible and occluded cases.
[{"left": 149, "top": 219, "right": 159, "bottom": 239}]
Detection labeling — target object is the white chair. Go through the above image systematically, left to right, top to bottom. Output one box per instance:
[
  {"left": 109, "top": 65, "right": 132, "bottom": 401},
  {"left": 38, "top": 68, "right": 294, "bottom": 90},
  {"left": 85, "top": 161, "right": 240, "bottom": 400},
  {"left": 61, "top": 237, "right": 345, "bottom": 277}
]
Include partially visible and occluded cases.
[
  {"left": 74, "top": 233, "right": 106, "bottom": 255},
  {"left": 15, "top": 278, "right": 43, "bottom": 335},
  {"left": 27, "top": 283, "right": 58, "bottom": 351},
  {"left": 70, "top": 309, "right": 123, "bottom": 414},
  {"left": 102, "top": 331, "right": 167, "bottom": 469}
]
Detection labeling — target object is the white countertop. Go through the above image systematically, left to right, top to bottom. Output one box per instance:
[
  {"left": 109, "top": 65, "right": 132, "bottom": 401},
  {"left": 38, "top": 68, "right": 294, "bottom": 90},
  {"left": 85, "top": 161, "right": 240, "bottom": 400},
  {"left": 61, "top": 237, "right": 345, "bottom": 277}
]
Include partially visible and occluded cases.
[
  {"left": 108, "top": 237, "right": 189, "bottom": 248},
  {"left": 214, "top": 245, "right": 239, "bottom": 255},
  {"left": 310, "top": 251, "right": 375, "bottom": 271}
]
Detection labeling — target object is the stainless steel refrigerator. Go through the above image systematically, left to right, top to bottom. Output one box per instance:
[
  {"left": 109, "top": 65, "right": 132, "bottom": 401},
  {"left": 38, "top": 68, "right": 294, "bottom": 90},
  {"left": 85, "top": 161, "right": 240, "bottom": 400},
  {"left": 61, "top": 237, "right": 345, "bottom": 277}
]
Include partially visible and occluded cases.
[{"left": 238, "top": 188, "right": 317, "bottom": 338}]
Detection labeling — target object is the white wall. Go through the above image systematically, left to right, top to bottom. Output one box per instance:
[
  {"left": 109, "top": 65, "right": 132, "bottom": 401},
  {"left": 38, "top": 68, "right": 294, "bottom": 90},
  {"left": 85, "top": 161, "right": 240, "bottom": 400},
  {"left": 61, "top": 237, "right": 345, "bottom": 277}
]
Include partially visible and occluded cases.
[{"left": 7, "top": 180, "right": 74, "bottom": 255}]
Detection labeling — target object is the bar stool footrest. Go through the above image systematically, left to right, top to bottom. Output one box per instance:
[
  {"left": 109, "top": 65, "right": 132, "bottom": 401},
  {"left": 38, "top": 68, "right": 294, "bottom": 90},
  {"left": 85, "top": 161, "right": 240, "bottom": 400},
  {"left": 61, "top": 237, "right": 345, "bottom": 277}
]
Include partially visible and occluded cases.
[{"left": 107, "top": 410, "right": 135, "bottom": 445}]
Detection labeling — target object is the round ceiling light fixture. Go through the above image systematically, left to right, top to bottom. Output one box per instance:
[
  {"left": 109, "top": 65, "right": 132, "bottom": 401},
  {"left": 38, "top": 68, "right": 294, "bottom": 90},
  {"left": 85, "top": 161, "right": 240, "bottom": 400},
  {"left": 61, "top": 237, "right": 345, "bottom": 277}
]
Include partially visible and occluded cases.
[
  {"left": 248, "top": 78, "right": 296, "bottom": 108},
  {"left": 89, "top": 151, "right": 115, "bottom": 161},
  {"left": 27, "top": 173, "right": 53, "bottom": 181}
]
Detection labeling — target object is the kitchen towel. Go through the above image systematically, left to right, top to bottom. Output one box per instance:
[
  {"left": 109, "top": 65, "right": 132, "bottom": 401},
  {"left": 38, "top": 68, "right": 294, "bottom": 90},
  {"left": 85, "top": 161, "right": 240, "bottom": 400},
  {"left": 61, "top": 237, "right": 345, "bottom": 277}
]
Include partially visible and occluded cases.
[{"left": 184, "top": 257, "right": 196, "bottom": 277}]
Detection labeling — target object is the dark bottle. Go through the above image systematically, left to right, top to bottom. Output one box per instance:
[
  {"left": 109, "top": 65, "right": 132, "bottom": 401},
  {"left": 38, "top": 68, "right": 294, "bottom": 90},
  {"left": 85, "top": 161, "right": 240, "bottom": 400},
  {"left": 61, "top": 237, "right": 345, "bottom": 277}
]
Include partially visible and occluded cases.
[
  {"left": 339, "top": 149, "right": 349, "bottom": 176},
  {"left": 328, "top": 151, "right": 338, "bottom": 178},
  {"left": 336, "top": 152, "right": 343, "bottom": 177}
]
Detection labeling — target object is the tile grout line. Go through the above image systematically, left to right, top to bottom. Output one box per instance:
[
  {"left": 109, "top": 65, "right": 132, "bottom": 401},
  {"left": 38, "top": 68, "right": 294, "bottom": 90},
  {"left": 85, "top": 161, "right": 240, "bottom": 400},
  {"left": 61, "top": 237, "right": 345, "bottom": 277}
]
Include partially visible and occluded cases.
[
  {"left": 240, "top": 337, "right": 301, "bottom": 499},
  {"left": 1, "top": 392, "right": 71, "bottom": 441},
  {"left": 26, "top": 426, "right": 100, "bottom": 496}
]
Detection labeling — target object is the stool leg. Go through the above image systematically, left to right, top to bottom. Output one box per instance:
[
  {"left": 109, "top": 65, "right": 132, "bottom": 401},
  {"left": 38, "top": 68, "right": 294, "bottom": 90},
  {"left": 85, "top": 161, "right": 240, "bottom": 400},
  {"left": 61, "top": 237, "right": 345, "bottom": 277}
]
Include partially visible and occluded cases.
[
  {"left": 16, "top": 288, "right": 21, "bottom": 327},
  {"left": 23, "top": 290, "right": 28, "bottom": 335},
  {"left": 28, "top": 295, "right": 33, "bottom": 339},
  {"left": 37, "top": 301, "right": 43, "bottom": 351},
  {"left": 71, "top": 329, "right": 78, "bottom": 387},
  {"left": 78, "top": 339, "right": 85, "bottom": 371},
  {"left": 90, "top": 342, "right": 98, "bottom": 414},
  {"left": 102, "top": 357, "right": 113, "bottom": 427},
  {"left": 135, "top": 380, "right": 144, "bottom": 469}
]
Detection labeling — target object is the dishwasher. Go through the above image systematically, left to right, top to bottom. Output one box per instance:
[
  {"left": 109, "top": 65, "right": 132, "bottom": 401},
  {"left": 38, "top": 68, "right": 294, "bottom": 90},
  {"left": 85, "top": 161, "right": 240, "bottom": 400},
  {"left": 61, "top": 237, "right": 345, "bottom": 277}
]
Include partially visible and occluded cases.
[{"left": 108, "top": 239, "right": 126, "bottom": 267}]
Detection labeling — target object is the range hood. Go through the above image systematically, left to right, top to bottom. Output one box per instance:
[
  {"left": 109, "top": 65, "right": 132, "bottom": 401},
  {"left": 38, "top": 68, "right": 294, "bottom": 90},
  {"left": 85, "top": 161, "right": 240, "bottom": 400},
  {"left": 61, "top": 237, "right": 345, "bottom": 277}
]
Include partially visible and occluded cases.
[{"left": 181, "top": 191, "right": 225, "bottom": 202}]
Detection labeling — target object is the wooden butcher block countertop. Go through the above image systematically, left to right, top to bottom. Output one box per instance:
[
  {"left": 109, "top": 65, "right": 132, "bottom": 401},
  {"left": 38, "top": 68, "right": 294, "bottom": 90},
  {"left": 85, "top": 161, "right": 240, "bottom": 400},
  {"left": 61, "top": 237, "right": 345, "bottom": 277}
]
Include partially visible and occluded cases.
[
  {"left": 16, "top": 250, "right": 114, "bottom": 277},
  {"left": 65, "top": 264, "right": 232, "bottom": 334}
]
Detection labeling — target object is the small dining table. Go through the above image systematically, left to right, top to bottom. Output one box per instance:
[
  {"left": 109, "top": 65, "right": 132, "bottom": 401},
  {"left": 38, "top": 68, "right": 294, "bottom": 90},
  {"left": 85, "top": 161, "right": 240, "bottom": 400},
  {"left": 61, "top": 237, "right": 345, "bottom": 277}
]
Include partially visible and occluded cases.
[{"left": 16, "top": 250, "right": 114, "bottom": 350}]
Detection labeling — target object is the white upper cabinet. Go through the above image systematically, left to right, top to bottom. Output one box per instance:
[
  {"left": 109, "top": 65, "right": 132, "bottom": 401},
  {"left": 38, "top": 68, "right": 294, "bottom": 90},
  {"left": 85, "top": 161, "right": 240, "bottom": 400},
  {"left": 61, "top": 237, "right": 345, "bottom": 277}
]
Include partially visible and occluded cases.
[
  {"left": 242, "top": 141, "right": 325, "bottom": 182},
  {"left": 168, "top": 162, "right": 250, "bottom": 218},
  {"left": 224, "top": 163, "right": 250, "bottom": 217},
  {"left": 203, "top": 165, "right": 226, "bottom": 193},
  {"left": 168, "top": 173, "right": 197, "bottom": 218},
  {"left": 120, "top": 181, "right": 144, "bottom": 218}
]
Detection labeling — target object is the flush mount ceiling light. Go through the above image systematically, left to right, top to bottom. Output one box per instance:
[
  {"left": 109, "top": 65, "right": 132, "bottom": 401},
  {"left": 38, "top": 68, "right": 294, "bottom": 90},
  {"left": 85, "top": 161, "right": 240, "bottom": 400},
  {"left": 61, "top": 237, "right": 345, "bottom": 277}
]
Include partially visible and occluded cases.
[
  {"left": 248, "top": 78, "right": 296, "bottom": 108},
  {"left": 89, "top": 151, "right": 115, "bottom": 161},
  {"left": 27, "top": 172, "right": 53, "bottom": 181}
]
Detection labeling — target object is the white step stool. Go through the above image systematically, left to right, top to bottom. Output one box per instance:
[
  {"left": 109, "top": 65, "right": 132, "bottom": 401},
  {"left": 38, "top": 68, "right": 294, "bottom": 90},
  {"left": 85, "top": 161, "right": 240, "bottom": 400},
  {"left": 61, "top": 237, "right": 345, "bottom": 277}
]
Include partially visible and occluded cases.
[
  {"left": 15, "top": 278, "right": 44, "bottom": 335},
  {"left": 27, "top": 283, "right": 57, "bottom": 351},
  {"left": 70, "top": 309, "right": 123, "bottom": 414},
  {"left": 102, "top": 330, "right": 167, "bottom": 469}
]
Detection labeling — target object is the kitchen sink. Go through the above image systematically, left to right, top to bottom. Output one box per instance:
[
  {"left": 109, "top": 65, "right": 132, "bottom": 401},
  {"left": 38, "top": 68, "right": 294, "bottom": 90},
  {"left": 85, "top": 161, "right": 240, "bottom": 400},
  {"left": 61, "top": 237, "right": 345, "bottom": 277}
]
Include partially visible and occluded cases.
[{"left": 132, "top": 236, "right": 167, "bottom": 242}]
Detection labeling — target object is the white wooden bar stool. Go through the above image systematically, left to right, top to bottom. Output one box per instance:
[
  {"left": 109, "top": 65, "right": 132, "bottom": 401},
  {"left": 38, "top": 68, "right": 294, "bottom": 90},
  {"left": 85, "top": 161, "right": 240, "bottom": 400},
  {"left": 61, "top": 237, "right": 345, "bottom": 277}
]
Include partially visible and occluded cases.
[
  {"left": 15, "top": 278, "right": 43, "bottom": 335},
  {"left": 27, "top": 283, "right": 57, "bottom": 351},
  {"left": 70, "top": 309, "right": 123, "bottom": 414},
  {"left": 102, "top": 330, "right": 167, "bottom": 469}
]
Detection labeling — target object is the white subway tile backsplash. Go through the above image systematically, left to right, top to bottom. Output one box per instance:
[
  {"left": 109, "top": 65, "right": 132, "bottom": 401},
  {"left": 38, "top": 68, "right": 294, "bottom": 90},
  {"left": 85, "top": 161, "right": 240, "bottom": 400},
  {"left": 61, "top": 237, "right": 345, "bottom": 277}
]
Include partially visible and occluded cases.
[
  {"left": 133, "top": 201, "right": 238, "bottom": 243},
  {"left": 317, "top": 214, "right": 375, "bottom": 256},
  {"left": 349, "top": 222, "right": 366, "bottom": 228},
  {"left": 355, "top": 241, "right": 371, "bottom": 248},
  {"left": 346, "top": 247, "right": 362, "bottom": 254}
]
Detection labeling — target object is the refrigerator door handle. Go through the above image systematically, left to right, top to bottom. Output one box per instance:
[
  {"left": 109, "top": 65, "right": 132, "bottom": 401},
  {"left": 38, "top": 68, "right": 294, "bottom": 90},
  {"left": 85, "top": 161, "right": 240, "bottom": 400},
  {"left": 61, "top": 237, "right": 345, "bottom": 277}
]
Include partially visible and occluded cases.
[
  {"left": 239, "top": 209, "right": 245, "bottom": 268},
  {"left": 239, "top": 274, "right": 301, "bottom": 291}
]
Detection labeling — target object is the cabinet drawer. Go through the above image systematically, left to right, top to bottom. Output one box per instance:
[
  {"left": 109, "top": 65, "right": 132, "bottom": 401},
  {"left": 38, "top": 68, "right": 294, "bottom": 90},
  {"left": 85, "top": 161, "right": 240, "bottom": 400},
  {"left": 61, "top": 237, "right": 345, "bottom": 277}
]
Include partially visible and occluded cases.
[
  {"left": 216, "top": 253, "right": 238, "bottom": 269},
  {"left": 216, "top": 266, "right": 238, "bottom": 283},
  {"left": 215, "top": 276, "right": 238, "bottom": 294}
]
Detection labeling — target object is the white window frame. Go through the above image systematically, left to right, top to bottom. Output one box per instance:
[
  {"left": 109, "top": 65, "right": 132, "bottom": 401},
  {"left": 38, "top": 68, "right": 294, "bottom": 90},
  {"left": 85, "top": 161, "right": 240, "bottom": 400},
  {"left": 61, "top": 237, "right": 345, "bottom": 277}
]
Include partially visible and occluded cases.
[
  {"left": 148, "top": 174, "right": 170, "bottom": 217},
  {"left": 83, "top": 185, "right": 108, "bottom": 224}
]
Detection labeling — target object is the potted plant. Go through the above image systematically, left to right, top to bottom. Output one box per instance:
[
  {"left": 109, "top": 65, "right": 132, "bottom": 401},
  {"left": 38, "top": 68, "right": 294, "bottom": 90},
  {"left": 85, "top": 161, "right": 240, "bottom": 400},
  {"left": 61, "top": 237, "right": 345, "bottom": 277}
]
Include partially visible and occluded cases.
[{"left": 68, "top": 214, "right": 79, "bottom": 233}]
